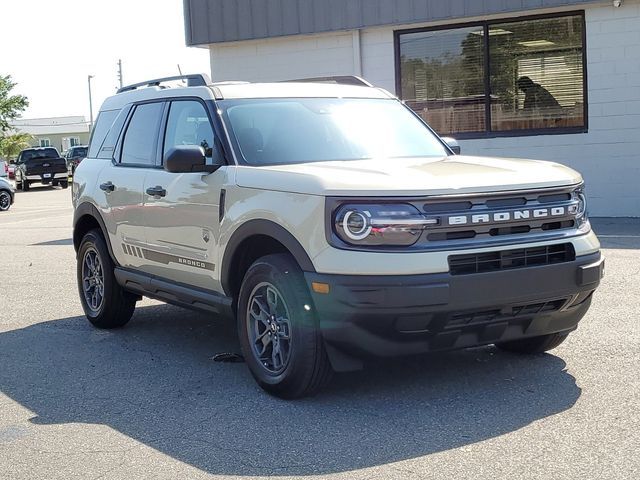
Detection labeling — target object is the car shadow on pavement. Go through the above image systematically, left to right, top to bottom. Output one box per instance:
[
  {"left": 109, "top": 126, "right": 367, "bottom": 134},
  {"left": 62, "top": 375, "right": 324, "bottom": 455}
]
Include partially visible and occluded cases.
[{"left": 0, "top": 304, "right": 581, "bottom": 476}]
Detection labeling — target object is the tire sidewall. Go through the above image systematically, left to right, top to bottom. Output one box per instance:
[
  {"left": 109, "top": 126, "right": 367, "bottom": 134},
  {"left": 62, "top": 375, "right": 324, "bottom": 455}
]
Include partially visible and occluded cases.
[{"left": 238, "top": 256, "right": 319, "bottom": 392}]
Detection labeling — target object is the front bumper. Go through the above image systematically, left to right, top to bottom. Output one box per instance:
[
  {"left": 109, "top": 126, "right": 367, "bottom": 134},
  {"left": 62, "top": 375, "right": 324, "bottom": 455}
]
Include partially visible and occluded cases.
[{"left": 305, "top": 252, "right": 603, "bottom": 371}]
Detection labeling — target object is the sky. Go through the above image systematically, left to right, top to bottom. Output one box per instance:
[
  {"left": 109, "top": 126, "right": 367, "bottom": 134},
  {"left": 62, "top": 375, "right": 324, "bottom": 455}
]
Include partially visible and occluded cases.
[{"left": 1, "top": 0, "right": 210, "bottom": 122}]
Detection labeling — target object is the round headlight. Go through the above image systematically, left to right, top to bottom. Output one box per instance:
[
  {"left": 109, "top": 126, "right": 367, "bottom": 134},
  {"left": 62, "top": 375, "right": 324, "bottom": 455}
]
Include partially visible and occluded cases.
[{"left": 342, "top": 210, "right": 372, "bottom": 240}]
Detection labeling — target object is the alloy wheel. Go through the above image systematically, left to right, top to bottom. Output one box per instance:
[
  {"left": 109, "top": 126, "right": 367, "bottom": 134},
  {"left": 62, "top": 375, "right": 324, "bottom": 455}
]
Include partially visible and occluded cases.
[
  {"left": 0, "top": 192, "right": 10, "bottom": 211},
  {"left": 82, "top": 247, "right": 105, "bottom": 314},
  {"left": 246, "top": 282, "right": 292, "bottom": 374}
]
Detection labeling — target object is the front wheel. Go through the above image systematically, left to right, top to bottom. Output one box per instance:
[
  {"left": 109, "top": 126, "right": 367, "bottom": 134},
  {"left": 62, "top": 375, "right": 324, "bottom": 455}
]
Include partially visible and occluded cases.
[
  {"left": 21, "top": 178, "right": 29, "bottom": 192},
  {"left": 77, "top": 229, "right": 137, "bottom": 329},
  {"left": 237, "top": 254, "right": 333, "bottom": 399},
  {"left": 496, "top": 332, "right": 570, "bottom": 354}
]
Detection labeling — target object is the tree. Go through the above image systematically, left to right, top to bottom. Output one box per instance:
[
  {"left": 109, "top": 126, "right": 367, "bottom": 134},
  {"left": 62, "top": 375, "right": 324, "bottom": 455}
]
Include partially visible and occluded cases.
[
  {"left": 0, "top": 75, "right": 29, "bottom": 135},
  {"left": 0, "top": 132, "right": 33, "bottom": 160}
]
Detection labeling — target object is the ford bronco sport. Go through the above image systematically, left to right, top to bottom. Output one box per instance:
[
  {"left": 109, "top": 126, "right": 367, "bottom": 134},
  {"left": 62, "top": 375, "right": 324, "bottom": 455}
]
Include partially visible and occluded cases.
[{"left": 72, "top": 74, "right": 603, "bottom": 398}]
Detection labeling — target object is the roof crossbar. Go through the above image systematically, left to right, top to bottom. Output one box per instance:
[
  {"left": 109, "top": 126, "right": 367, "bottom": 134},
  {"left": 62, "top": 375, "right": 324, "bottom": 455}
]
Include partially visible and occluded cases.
[
  {"left": 117, "top": 74, "right": 212, "bottom": 94},
  {"left": 282, "top": 76, "right": 373, "bottom": 87}
]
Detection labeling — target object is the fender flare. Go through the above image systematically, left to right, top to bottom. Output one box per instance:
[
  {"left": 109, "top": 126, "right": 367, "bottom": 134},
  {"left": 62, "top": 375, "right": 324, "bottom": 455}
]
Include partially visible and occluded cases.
[
  {"left": 73, "top": 202, "right": 118, "bottom": 264},
  {"left": 221, "top": 219, "right": 316, "bottom": 295}
]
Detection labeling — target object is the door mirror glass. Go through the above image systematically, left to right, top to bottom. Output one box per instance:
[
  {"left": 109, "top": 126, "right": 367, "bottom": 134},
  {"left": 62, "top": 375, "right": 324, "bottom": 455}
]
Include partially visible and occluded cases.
[
  {"left": 442, "top": 137, "right": 461, "bottom": 155},
  {"left": 164, "top": 145, "right": 221, "bottom": 173}
]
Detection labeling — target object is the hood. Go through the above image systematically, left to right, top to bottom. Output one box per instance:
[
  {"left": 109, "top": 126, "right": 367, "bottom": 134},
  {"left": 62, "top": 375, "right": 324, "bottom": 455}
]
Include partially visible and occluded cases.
[{"left": 235, "top": 156, "right": 583, "bottom": 197}]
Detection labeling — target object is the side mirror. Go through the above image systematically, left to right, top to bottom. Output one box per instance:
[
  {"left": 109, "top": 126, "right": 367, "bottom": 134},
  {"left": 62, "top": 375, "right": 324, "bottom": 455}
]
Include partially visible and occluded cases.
[
  {"left": 442, "top": 137, "right": 461, "bottom": 155},
  {"left": 163, "top": 145, "right": 221, "bottom": 173}
]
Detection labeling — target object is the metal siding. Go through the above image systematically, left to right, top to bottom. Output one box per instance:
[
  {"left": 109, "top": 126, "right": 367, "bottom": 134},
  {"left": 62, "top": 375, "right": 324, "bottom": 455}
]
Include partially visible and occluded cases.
[{"left": 186, "top": 0, "right": 598, "bottom": 45}]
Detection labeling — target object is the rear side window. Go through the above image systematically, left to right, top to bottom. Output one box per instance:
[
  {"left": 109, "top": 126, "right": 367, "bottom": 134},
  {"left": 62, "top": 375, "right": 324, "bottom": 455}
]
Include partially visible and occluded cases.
[
  {"left": 120, "top": 103, "right": 163, "bottom": 166},
  {"left": 88, "top": 110, "right": 119, "bottom": 158}
]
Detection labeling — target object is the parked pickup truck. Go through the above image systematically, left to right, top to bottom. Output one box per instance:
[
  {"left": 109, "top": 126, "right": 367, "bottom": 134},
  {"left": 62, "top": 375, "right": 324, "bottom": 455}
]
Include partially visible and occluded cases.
[{"left": 15, "top": 147, "right": 69, "bottom": 191}]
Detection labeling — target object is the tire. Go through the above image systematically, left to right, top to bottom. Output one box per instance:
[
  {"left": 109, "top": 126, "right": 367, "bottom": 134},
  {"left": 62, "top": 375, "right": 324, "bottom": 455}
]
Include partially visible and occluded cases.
[
  {"left": 21, "top": 178, "right": 29, "bottom": 192},
  {"left": 61, "top": 181, "right": 69, "bottom": 189},
  {"left": 0, "top": 191, "right": 11, "bottom": 211},
  {"left": 77, "top": 229, "right": 137, "bottom": 329},
  {"left": 237, "top": 253, "right": 333, "bottom": 399},
  {"left": 496, "top": 332, "right": 570, "bottom": 354}
]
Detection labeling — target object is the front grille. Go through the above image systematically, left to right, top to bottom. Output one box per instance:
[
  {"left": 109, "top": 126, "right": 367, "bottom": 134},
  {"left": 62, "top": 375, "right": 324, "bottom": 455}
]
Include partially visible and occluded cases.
[
  {"left": 418, "top": 187, "right": 580, "bottom": 248},
  {"left": 448, "top": 243, "right": 576, "bottom": 276},
  {"left": 447, "top": 298, "right": 568, "bottom": 329}
]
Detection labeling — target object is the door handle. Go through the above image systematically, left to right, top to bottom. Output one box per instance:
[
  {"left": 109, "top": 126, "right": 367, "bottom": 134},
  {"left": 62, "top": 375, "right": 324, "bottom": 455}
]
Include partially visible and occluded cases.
[
  {"left": 100, "top": 182, "right": 115, "bottom": 192},
  {"left": 146, "top": 186, "right": 167, "bottom": 198}
]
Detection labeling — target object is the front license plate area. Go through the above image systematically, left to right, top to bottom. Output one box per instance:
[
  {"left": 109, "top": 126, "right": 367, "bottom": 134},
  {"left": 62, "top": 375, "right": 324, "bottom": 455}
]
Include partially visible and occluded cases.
[{"left": 43, "top": 173, "right": 52, "bottom": 178}]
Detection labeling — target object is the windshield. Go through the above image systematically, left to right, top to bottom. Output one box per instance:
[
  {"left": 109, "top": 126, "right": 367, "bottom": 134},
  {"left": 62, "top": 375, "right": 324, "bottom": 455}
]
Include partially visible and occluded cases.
[
  {"left": 222, "top": 98, "right": 449, "bottom": 165},
  {"left": 22, "top": 148, "right": 60, "bottom": 161}
]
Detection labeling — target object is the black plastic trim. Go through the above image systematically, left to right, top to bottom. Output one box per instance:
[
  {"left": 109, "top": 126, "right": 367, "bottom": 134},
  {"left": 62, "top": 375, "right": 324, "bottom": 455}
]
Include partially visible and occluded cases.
[
  {"left": 73, "top": 202, "right": 117, "bottom": 264},
  {"left": 221, "top": 219, "right": 316, "bottom": 295},
  {"left": 114, "top": 268, "right": 233, "bottom": 317}
]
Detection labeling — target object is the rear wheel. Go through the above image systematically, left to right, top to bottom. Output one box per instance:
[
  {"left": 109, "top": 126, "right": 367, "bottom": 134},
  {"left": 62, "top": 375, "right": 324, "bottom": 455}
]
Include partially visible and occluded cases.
[
  {"left": 21, "top": 177, "right": 29, "bottom": 192},
  {"left": 60, "top": 180, "right": 69, "bottom": 189},
  {"left": 0, "top": 191, "right": 11, "bottom": 211},
  {"left": 77, "top": 229, "right": 137, "bottom": 329},
  {"left": 237, "top": 254, "right": 333, "bottom": 399},
  {"left": 496, "top": 332, "right": 570, "bottom": 354}
]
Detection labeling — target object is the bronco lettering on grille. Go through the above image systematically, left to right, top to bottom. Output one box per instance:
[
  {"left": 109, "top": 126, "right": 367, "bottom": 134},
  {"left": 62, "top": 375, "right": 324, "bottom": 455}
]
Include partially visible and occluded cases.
[{"left": 448, "top": 207, "right": 567, "bottom": 226}]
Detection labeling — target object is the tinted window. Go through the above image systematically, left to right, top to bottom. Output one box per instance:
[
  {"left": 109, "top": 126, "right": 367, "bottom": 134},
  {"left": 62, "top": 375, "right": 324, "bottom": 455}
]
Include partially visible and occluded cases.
[
  {"left": 397, "top": 13, "right": 586, "bottom": 136},
  {"left": 223, "top": 98, "right": 448, "bottom": 166},
  {"left": 163, "top": 101, "right": 215, "bottom": 159},
  {"left": 121, "top": 103, "right": 163, "bottom": 165},
  {"left": 88, "top": 109, "right": 119, "bottom": 158},
  {"left": 71, "top": 147, "right": 88, "bottom": 157},
  {"left": 21, "top": 148, "right": 60, "bottom": 161}
]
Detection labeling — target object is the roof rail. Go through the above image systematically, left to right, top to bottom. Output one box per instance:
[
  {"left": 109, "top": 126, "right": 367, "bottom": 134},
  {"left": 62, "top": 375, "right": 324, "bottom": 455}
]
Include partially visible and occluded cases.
[
  {"left": 117, "top": 73, "right": 212, "bottom": 94},
  {"left": 283, "top": 76, "right": 373, "bottom": 87}
]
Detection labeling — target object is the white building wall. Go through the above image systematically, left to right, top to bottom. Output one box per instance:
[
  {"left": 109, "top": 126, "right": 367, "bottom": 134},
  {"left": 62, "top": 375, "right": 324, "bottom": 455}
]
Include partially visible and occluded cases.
[
  {"left": 209, "top": 1, "right": 640, "bottom": 216},
  {"left": 209, "top": 31, "right": 357, "bottom": 82}
]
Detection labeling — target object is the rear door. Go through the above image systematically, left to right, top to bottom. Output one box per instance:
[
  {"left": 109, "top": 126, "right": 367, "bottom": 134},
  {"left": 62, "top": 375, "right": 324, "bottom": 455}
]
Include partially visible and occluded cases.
[
  {"left": 140, "top": 99, "right": 229, "bottom": 290},
  {"left": 95, "top": 102, "right": 165, "bottom": 269}
]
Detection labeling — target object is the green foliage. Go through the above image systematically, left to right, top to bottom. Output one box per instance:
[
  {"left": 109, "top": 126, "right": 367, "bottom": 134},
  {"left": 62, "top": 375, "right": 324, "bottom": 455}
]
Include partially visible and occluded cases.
[
  {"left": 0, "top": 75, "right": 29, "bottom": 135},
  {"left": 0, "top": 132, "right": 33, "bottom": 160}
]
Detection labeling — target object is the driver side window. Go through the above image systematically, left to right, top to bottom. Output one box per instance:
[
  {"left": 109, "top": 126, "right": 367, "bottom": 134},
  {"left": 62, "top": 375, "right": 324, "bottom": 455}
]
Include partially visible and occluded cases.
[{"left": 163, "top": 100, "right": 215, "bottom": 160}]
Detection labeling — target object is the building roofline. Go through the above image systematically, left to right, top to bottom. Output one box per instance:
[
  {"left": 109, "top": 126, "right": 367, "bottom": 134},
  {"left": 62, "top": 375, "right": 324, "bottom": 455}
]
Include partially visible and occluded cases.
[{"left": 184, "top": 0, "right": 600, "bottom": 46}]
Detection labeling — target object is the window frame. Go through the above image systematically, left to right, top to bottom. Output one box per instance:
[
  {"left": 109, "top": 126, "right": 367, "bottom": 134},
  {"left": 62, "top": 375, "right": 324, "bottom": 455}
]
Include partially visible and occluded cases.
[
  {"left": 394, "top": 10, "right": 588, "bottom": 139},
  {"left": 160, "top": 97, "right": 218, "bottom": 166},
  {"left": 116, "top": 100, "right": 167, "bottom": 169},
  {"left": 39, "top": 138, "right": 51, "bottom": 147}
]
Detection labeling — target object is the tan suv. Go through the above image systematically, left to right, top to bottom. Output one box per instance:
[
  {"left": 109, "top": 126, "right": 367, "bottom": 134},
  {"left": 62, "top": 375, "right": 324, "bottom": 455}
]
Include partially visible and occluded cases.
[{"left": 72, "top": 74, "right": 604, "bottom": 398}]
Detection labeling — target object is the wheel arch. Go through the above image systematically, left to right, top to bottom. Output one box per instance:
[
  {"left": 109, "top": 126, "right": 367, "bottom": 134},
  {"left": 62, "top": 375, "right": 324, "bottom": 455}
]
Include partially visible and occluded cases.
[
  {"left": 73, "top": 203, "right": 118, "bottom": 264},
  {"left": 221, "top": 220, "right": 316, "bottom": 299}
]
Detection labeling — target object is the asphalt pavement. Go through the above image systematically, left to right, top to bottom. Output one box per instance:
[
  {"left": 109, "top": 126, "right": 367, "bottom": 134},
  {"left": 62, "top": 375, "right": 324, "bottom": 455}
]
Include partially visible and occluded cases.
[{"left": 0, "top": 185, "right": 638, "bottom": 479}]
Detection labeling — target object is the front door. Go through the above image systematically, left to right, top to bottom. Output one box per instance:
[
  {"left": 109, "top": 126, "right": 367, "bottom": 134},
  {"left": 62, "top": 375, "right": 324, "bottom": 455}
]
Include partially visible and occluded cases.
[{"left": 141, "top": 99, "right": 228, "bottom": 291}]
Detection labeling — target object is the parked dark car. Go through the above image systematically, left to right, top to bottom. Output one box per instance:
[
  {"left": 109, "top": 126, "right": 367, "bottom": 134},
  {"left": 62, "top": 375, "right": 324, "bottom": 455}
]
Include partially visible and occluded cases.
[
  {"left": 65, "top": 145, "right": 88, "bottom": 176},
  {"left": 15, "top": 147, "right": 68, "bottom": 191},
  {"left": 0, "top": 177, "right": 15, "bottom": 211}
]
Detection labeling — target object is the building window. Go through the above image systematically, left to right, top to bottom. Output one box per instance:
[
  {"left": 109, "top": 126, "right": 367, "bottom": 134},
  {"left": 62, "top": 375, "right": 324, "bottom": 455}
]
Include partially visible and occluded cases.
[
  {"left": 396, "top": 12, "right": 586, "bottom": 138},
  {"left": 69, "top": 137, "right": 80, "bottom": 147},
  {"left": 39, "top": 138, "right": 51, "bottom": 147}
]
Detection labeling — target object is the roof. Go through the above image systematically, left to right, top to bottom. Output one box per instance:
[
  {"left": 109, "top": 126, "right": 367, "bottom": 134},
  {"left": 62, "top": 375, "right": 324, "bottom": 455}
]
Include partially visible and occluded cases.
[
  {"left": 184, "top": 0, "right": 598, "bottom": 46},
  {"left": 99, "top": 79, "right": 393, "bottom": 111},
  {"left": 11, "top": 116, "right": 90, "bottom": 136}
]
